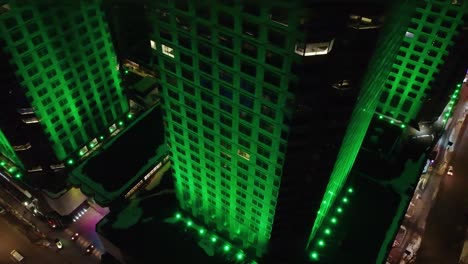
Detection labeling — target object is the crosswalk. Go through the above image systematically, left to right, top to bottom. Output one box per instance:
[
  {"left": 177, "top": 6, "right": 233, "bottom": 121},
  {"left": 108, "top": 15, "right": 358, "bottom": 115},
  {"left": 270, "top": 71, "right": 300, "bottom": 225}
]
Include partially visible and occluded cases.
[{"left": 63, "top": 228, "right": 103, "bottom": 259}]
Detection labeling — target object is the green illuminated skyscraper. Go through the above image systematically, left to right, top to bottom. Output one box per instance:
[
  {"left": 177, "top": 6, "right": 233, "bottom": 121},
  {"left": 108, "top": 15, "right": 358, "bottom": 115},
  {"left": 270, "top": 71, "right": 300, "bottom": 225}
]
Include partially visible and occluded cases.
[
  {"left": 0, "top": 0, "right": 128, "bottom": 190},
  {"left": 146, "top": 0, "right": 383, "bottom": 261},
  {"left": 307, "top": 0, "right": 468, "bottom": 263}
]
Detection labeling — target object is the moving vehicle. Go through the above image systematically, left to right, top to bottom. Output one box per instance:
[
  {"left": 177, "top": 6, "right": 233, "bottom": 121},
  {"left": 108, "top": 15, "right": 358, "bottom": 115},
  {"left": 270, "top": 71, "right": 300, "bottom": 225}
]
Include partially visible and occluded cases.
[
  {"left": 447, "top": 165, "right": 454, "bottom": 176},
  {"left": 71, "top": 232, "right": 80, "bottom": 241},
  {"left": 54, "top": 238, "right": 63, "bottom": 250},
  {"left": 85, "top": 244, "right": 95, "bottom": 254},
  {"left": 10, "top": 250, "right": 24, "bottom": 262}
]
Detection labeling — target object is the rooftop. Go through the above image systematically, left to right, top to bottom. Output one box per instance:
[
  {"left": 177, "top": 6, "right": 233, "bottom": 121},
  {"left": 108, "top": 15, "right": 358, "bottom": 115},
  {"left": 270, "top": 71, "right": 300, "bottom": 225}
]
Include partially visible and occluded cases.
[{"left": 69, "top": 105, "right": 166, "bottom": 205}]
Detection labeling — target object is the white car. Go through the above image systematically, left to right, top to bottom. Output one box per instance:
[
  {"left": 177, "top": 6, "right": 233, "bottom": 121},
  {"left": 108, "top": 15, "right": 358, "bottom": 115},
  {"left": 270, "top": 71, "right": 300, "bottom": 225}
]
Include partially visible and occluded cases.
[
  {"left": 447, "top": 166, "right": 454, "bottom": 176},
  {"left": 10, "top": 250, "right": 24, "bottom": 262}
]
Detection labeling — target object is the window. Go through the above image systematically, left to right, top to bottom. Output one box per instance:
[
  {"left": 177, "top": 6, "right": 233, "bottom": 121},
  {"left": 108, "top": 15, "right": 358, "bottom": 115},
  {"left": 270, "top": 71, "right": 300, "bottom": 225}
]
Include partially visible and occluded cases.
[
  {"left": 269, "top": 7, "right": 288, "bottom": 26},
  {"left": 219, "top": 12, "right": 234, "bottom": 28},
  {"left": 242, "top": 21, "right": 259, "bottom": 37},
  {"left": 268, "top": 30, "right": 285, "bottom": 48},
  {"left": 218, "top": 33, "right": 233, "bottom": 49},
  {"left": 178, "top": 36, "right": 191, "bottom": 49},
  {"left": 150, "top": 40, "right": 157, "bottom": 50},
  {"left": 294, "top": 40, "right": 334, "bottom": 56},
  {"left": 242, "top": 42, "right": 257, "bottom": 58},
  {"left": 162, "top": 44, "right": 175, "bottom": 58},
  {"left": 266, "top": 51, "right": 283, "bottom": 69},
  {"left": 180, "top": 52, "right": 192, "bottom": 66},
  {"left": 219, "top": 52, "right": 233, "bottom": 67},
  {"left": 241, "top": 61, "right": 256, "bottom": 76},
  {"left": 264, "top": 71, "right": 280, "bottom": 86},
  {"left": 239, "top": 124, "right": 251, "bottom": 137},
  {"left": 237, "top": 149, "right": 250, "bottom": 160}
]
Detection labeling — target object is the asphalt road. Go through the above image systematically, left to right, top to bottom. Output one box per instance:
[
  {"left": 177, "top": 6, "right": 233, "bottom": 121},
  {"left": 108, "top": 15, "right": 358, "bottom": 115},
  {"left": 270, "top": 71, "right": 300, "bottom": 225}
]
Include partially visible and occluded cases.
[
  {"left": 415, "top": 106, "right": 468, "bottom": 262},
  {"left": 0, "top": 188, "right": 101, "bottom": 264},
  {"left": 0, "top": 212, "right": 73, "bottom": 264}
]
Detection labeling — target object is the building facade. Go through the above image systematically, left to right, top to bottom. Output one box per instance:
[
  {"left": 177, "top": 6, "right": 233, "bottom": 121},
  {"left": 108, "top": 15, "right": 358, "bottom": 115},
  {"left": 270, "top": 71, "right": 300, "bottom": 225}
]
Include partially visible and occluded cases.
[
  {"left": 0, "top": 0, "right": 128, "bottom": 190},
  {"left": 148, "top": 0, "right": 383, "bottom": 261}
]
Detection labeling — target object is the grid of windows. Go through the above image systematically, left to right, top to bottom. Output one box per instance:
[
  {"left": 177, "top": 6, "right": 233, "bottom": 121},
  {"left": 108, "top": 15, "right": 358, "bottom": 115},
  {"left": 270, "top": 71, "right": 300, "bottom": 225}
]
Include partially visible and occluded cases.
[
  {"left": 0, "top": 0, "right": 128, "bottom": 161},
  {"left": 377, "top": 0, "right": 465, "bottom": 123},
  {"left": 151, "top": 1, "right": 297, "bottom": 257}
]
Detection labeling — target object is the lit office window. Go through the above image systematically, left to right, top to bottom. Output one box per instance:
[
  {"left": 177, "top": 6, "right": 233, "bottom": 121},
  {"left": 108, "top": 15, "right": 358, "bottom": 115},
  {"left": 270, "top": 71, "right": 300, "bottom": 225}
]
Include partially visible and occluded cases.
[
  {"left": 294, "top": 39, "right": 334, "bottom": 56},
  {"left": 150, "top": 40, "right": 157, "bottom": 50},
  {"left": 162, "top": 44, "right": 175, "bottom": 58}
]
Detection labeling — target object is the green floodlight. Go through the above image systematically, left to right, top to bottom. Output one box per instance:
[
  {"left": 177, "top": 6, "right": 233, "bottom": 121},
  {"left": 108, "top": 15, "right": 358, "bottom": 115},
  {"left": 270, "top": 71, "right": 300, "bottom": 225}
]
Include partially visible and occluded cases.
[
  {"left": 124, "top": 69, "right": 129, "bottom": 74},
  {"left": 457, "top": 84, "right": 461, "bottom": 88},
  {"left": 127, "top": 113, "right": 133, "bottom": 119},
  {"left": 378, "top": 115, "right": 383, "bottom": 119},
  {"left": 390, "top": 120, "right": 395, "bottom": 124},
  {"left": 118, "top": 121, "right": 124, "bottom": 126},
  {"left": 99, "top": 136, "right": 104, "bottom": 140},
  {"left": 67, "top": 159, "right": 74, "bottom": 165},
  {"left": 0, "top": 161, "right": 5, "bottom": 166},
  {"left": 8, "top": 167, "right": 14, "bottom": 172},
  {"left": 15, "top": 173, "right": 21, "bottom": 179},
  {"left": 347, "top": 187, "right": 353, "bottom": 193},
  {"left": 342, "top": 197, "right": 348, "bottom": 203},
  {"left": 337, "top": 207, "right": 343, "bottom": 213},
  {"left": 175, "top": 213, "right": 181, "bottom": 219},
  {"left": 331, "top": 217, "right": 337, "bottom": 224},
  {"left": 187, "top": 221, "right": 192, "bottom": 226},
  {"left": 324, "top": 228, "right": 331, "bottom": 235},
  {"left": 199, "top": 229, "right": 205, "bottom": 235},
  {"left": 211, "top": 236, "right": 217, "bottom": 243},
  {"left": 318, "top": 239, "right": 325, "bottom": 247},
  {"left": 223, "top": 245, "right": 230, "bottom": 252},
  {"left": 310, "top": 252, "right": 319, "bottom": 260},
  {"left": 237, "top": 253, "right": 244, "bottom": 260}
]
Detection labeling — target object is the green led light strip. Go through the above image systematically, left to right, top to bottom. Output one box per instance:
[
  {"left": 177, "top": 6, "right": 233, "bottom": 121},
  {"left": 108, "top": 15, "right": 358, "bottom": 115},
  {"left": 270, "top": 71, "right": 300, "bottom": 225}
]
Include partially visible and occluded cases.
[
  {"left": 442, "top": 84, "right": 462, "bottom": 125},
  {"left": 66, "top": 113, "right": 133, "bottom": 167},
  {"left": 308, "top": 187, "right": 354, "bottom": 262},
  {"left": 172, "top": 212, "right": 258, "bottom": 264}
]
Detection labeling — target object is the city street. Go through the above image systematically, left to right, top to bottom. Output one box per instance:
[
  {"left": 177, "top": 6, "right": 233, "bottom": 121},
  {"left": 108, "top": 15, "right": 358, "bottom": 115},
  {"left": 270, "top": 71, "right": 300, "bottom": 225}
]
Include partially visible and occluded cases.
[
  {"left": 386, "top": 77, "right": 468, "bottom": 264},
  {"left": 416, "top": 110, "right": 468, "bottom": 263},
  {"left": 0, "top": 187, "right": 101, "bottom": 264},
  {"left": 0, "top": 213, "right": 70, "bottom": 264}
]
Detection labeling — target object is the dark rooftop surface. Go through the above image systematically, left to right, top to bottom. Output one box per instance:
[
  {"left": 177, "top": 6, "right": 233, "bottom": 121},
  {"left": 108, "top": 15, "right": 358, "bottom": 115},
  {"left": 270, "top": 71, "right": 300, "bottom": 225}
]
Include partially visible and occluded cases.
[
  {"left": 82, "top": 106, "right": 165, "bottom": 191},
  {"left": 98, "top": 175, "right": 230, "bottom": 264},
  {"left": 334, "top": 175, "right": 400, "bottom": 263}
]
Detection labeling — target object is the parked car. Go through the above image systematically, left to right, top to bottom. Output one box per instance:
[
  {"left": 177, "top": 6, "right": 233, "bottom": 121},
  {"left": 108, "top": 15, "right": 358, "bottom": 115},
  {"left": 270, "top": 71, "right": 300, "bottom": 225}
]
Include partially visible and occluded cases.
[
  {"left": 405, "top": 202, "right": 416, "bottom": 218},
  {"left": 393, "top": 226, "right": 407, "bottom": 247},
  {"left": 10, "top": 250, "right": 24, "bottom": 262}
]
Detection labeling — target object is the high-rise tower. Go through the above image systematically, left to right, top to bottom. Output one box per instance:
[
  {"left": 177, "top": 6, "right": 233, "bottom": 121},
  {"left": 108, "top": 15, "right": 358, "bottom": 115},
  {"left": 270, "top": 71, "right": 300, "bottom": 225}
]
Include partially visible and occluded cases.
[
  {"left": 0, "top": 0, "right": 128, "bottom": 191},
  {"left": 147, "top": 0, "right": 382, "bottom": 261}
]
